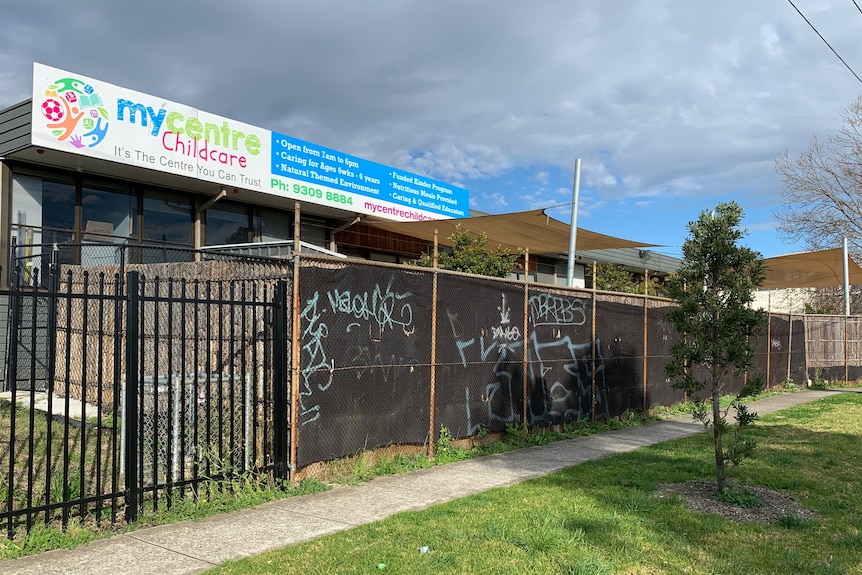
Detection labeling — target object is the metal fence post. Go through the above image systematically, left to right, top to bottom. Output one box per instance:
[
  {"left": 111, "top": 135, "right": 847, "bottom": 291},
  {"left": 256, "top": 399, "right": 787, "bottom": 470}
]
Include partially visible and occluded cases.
[
  {"left": 46, "top": 246, "right": 60, "bottom": 396},
  {"left": 4, "top": 265, "right": 21, "bottom": 537},
  {"left": 429, "top": 268, "right": 438, "bottom": 458},
  {"left": 124, "top": 271, "right": 140, "bottom": 523},
  {"left": 273, "top": 278, "right": 290, "bottom": 482}
]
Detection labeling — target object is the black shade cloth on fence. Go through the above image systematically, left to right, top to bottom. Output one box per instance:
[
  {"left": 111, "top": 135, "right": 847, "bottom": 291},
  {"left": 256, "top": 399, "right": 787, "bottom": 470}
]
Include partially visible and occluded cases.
[
  {"left": 10, "top": 243, "right": 862, "bottom": 542},
  {"left": 296, "top": 262, "right": 433, "bottom": 466},
  {"left": 435, "top": 275, "right": 525, "bottom": 437},
  {"left": 526, "top": 289, "right": 594, "bottom": 425},
  {"left": 595, "top": 298, "right": 645, "bottom": 418},
  {"left": 646, "top": 303, "right": 684, "bottom": 408},
  {"left": 767, "top": 315, "right": 791, "bottom": 389},
  {"left": 790, "top": 318, "right": 807, "bottom": 384},
  {"left": 851, "top": 318, "right": 862, "bottom": 381},
  {"left": 753, "top": 319, "right": 770, "bottom": 390}
]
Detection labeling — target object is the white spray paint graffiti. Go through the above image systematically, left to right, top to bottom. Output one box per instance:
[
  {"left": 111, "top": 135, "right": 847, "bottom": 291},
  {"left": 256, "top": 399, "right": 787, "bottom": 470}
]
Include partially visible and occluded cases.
[
  {"left": 300, "top": 273, "right": 415, "bottom": 425},
  {"left": 326, "top": 275, "right": 415, "bottom": 336},
  {"left": 299, "top": 291, "right": 331, "bottom": 425},
  {"left": 529, "top": 292, "right": 587, "bottom": 326},
  {"left": 448, "top": 293, "right": 524, "bottom": 434},
  {"left": 528, "top": 293, "right": 609, "bottom": 423},
  {"left": 346, "top": 345, "right": 417, "bottom": 383}
]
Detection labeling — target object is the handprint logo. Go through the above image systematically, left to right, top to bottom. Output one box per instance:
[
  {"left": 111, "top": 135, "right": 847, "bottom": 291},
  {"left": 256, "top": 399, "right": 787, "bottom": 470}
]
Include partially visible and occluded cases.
[{"left": 38, "top": 76, "right": 110, "bottom": 149}]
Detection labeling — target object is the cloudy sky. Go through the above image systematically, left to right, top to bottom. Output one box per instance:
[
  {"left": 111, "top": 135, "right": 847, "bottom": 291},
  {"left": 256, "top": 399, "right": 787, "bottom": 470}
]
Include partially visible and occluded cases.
[{"left": 2, "top": 0, "right": 861, "bottom": 258}]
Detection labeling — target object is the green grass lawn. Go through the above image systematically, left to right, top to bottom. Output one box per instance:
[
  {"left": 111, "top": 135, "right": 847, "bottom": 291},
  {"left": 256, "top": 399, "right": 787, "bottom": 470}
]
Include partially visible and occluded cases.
[{"left": 208, "top": 393, "right": 862, "bottom": 575}]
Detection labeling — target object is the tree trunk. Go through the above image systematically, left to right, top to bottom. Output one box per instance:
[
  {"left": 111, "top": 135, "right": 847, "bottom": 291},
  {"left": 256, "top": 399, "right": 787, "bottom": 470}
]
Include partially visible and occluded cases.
[{"left": 712, "top": 383, "right": 725, "bottom": 493}]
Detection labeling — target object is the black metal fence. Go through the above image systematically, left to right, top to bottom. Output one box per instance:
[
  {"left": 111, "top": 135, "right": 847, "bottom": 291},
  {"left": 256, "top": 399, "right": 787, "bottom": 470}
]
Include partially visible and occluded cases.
[{"left": 0, "top": 243, "right": 291, "bottom": 537}]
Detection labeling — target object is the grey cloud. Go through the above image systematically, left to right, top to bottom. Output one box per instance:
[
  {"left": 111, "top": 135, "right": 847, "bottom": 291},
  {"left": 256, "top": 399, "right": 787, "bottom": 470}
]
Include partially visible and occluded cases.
[{"left": 2, "top": 0, "right": 861, "bottom": 210}]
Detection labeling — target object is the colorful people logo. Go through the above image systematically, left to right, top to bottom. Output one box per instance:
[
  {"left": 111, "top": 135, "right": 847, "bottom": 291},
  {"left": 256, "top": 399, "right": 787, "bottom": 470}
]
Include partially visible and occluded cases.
[{"left": 38, "top": 76, "right": 109, "bottom": 149}]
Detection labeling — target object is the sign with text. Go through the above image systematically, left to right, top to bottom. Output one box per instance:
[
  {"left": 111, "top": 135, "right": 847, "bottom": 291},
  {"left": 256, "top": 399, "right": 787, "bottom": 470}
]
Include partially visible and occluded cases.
[
  {"left": 30, "top": 63, "right": 469, "bottom": 221},
  {"left": 271, "top": 133, "right": 468, "bottom": 220}
]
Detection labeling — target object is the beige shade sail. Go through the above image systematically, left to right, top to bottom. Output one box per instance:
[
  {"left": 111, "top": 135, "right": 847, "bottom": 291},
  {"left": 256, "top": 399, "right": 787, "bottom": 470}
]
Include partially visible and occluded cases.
[
  {"left": 362, "top": 209, "right": 656, "bottom": 255},
  {"left": 761, "top": 248, "right": 862, "bottom": 288}
]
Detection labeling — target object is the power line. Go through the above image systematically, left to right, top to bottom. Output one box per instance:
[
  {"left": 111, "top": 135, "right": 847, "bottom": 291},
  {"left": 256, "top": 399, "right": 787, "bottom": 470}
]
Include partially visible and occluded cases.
[
  {"left": 787, "top": 0, "right": 862, "bottom": 84},
  {"left": 853, "top": 0, "right": 862, "bottom": 17}
]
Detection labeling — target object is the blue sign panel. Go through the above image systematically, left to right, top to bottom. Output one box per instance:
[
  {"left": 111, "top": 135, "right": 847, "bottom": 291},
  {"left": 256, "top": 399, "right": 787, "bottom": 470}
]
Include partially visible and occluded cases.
[{"left": 270, "top": 132, "right": 469, "bottom": 219}]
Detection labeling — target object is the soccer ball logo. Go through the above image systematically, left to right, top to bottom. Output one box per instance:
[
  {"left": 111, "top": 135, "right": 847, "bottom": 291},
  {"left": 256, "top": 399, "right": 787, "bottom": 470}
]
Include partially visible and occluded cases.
[
  {"left": 38, "top": 76, "right": 109, "bottom": 149},
  {"left": 41, "top": 98, "right": 64, "bottom": 122}
]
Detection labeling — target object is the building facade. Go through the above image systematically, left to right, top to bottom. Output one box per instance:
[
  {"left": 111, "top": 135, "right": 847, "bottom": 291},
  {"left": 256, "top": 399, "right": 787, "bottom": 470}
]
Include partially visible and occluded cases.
[
  {"left": 0, "top": 63, "right": 474, "bottom": 287},
  {"left": 1, "top": 64, "right": 678, "bottom": 292}
]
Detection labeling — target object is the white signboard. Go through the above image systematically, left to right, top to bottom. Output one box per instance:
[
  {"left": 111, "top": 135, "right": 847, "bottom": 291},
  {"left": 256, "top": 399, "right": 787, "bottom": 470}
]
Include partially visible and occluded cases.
[{"left": 30, "top": 64, "right": 469, "bottom": 221}]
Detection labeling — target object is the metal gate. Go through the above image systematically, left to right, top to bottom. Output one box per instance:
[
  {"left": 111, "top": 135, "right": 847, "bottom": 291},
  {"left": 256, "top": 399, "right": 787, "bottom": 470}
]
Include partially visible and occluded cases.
[{"left": 0, "top": 243, "right": 292, "bottom": 536}]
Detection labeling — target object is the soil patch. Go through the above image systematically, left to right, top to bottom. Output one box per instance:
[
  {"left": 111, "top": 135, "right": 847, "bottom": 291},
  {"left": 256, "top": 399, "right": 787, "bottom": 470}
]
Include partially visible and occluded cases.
[{"left": 655, "top": 480, "right": 818, "bottom": 524}]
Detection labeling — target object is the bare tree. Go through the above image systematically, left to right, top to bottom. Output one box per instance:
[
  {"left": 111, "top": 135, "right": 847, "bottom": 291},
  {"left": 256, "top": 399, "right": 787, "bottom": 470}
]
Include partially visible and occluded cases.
[{"left": 775, "top": 95, "right": 862, "bottom": 257}]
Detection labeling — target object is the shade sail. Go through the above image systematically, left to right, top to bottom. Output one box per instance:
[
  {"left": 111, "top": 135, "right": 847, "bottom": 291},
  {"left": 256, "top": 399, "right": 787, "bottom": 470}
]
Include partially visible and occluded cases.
[
  {"left": 362, "top": 209, "right": 656, "bottom": 254},
  {"left": 761, "top": 248, "right": 862, "bottom": 288}
]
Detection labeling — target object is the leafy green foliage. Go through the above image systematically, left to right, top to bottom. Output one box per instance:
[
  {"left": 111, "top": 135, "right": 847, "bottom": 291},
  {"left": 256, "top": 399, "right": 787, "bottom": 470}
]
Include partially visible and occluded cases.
[
  {"left": 664, "top": 201, "right": 767, "bottom": 493},
  {"left": 413, "top": 224, "right": 521, "bottom": 277},
  {"left": 587, "top": 262, "right": 666, "bottom": 296},
  {"left": 804, "top": 301, "right": 839, "bottom": 315},
  {"left": 433, "top": 426, "right": 474, "bottom": 463},
  {"left": 715, "top": 486, "right": 763, "bottom": 508}
]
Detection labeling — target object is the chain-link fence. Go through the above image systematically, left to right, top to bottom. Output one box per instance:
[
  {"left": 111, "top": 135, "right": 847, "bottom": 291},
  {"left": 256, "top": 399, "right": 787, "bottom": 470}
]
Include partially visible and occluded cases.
[
  {"left": 294, "top": 258, "right": 692, "bottom": 468},
  {"left": 296, "top": 259, "right": 432, "bottom": 466}
]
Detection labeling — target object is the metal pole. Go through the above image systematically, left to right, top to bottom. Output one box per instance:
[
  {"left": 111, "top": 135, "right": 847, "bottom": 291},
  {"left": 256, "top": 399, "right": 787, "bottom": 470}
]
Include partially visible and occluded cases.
[
  {"left": 566, "top": 159, "right": 582, "bottom": 287},
  {"left": 294, "top": 202, "right": 302, "bottom": 255},
  {"left": 843, "top": 237, "right": 851, "bottom": 382},
  {"left": 844, "top": 237, "right": 850, "bottom": 317},
  {"left": 523, "top": 249, "right": 530, "bottom": 430},
  {"left": 289, "top": 259, "right": 301, "bottom": 483},
  {"left": 591, "top": 262, "right": 597, "bottom": 420},
  {"left": 428, "top": 267, "right": 438, "bottom": 458},
  {"left": 643, "top": 269, "right": 648, "bottom": 412},
  {"left": 124, "top": 271, "right": 140, "bottom": 524},
  {"left": 275, "top": 278, "right": 292, "bottom": 483},
  {"left": 766, "top": 294, "right": 772, "bottom": 390},
  {"left": 787, "top": 311, "right": 793, "bottom": 383},
  {"left": 845, "top": 314, "right": 849, "bottom": 384}
]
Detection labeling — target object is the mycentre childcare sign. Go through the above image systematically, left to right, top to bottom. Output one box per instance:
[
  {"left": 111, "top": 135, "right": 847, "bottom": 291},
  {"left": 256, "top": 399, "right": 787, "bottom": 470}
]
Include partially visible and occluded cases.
[{"left": 30, "top": 63, "right": 468, "bottom": 221}]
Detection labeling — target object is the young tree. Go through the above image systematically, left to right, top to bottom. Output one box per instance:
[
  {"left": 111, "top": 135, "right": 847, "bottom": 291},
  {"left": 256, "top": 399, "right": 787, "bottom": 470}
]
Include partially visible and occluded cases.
[
  {"left": 775, "top": 95, "right": 862, "bottom": 256},
  {"left": 664, "top": 202, "right": 767, "bottom": 493},
  {"left": 413, "top": 224, "right": 521, "bottom": 277}
]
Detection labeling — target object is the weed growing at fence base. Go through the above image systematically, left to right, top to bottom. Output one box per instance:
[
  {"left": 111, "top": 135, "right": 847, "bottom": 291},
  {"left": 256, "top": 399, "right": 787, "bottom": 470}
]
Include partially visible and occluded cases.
[
  {"left": 208, "top": 393, "right": 862, "bottom": 575},
  {"left": 299, "top": 413, "right": 659, "bottom": 484}
]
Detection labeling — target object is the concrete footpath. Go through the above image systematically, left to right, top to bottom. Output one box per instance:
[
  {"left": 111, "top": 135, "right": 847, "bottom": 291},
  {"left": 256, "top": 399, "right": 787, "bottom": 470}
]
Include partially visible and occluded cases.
[{"left": 0, "top": 390, "right": 845, "bottom": 575}]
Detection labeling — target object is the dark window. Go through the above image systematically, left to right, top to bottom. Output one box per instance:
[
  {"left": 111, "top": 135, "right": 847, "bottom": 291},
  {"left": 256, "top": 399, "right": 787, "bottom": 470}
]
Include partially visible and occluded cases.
[
  {"left": 12, "top": 173, "right": 76, "bottom": 235},
  {"left": 82, "top": 181, "right": 136, "bottom": 241},
  {"left": 143, "top": 189, "right": 192, "bottom": 245},
  {"left": 205, "top": 203, "right": 252, "bottom": 245},
  {"left": 260, "top": 210, "right": 293, "bottom": 242}
]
